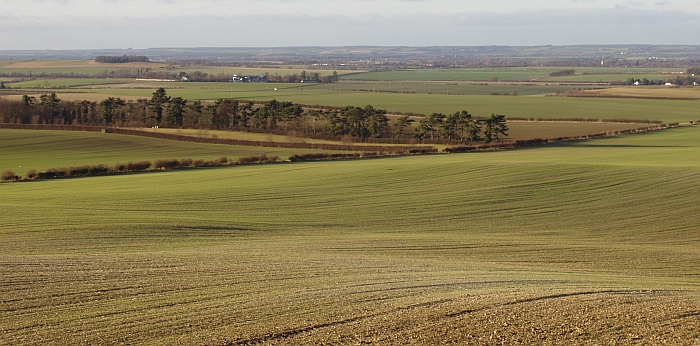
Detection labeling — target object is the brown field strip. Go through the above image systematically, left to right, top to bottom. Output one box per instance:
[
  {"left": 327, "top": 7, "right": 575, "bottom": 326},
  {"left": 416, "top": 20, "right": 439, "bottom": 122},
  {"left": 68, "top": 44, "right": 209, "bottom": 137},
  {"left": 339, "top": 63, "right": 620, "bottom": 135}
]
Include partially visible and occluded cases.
[
  {"left": 584, "top": 87, "right": 700, "bottom": 100},
  {"left": 506, "top": 121, "right": 652, "bottom": 140}
]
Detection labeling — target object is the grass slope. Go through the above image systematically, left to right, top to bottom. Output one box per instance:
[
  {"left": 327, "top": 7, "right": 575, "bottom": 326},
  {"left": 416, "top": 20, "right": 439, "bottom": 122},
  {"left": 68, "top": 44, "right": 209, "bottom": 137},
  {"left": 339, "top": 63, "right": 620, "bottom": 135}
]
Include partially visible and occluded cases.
[
  {"left": 1, "top": 126, "right": 699, "bottom": 344},
  {"left": 0, "top": 129, "right": 336, "bottom": 173}
]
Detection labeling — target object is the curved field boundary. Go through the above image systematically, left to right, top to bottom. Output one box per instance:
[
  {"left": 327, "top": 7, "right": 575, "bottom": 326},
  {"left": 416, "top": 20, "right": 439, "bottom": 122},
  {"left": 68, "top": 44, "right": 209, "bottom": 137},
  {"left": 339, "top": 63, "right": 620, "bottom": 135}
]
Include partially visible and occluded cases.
[
  {"left": 0, "top": 123, "right": 685, "bottom": 156},
  {"left": 444, "top": 123, "right": 684, "bottom": 153}
]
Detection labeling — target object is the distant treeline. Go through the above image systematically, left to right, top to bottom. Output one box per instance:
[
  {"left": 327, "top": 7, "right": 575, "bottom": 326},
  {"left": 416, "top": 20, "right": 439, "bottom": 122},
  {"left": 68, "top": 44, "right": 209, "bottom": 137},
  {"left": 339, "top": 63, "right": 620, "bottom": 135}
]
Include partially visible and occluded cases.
[
  {"left": 95, "top": 55, "right": 150, "bottom": 63},
  {"left": 1, "top": 69, "right": 176, "bottom": 80},
  {"left": 548, "top": 69, "right": 576, "bottom": 77},
  {"left": 0, "top": 70, "right": 338, "bottom": 84},
  {"left": 183, "top": 70, "right": 337, "bottom": 83},
  {"left": 622, "top": 74, "right": 699, "bottom": 86},
  {"left": 0, "top": 88, "right": 507, "bottom": 144}
]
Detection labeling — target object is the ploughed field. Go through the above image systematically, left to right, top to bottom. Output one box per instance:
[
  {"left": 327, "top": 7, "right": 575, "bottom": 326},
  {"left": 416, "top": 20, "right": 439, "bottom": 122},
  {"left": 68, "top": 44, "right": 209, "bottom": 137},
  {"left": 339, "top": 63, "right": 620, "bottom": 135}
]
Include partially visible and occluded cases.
[{"left": 1, "top": 127, "right": 700, "bottom": 344}]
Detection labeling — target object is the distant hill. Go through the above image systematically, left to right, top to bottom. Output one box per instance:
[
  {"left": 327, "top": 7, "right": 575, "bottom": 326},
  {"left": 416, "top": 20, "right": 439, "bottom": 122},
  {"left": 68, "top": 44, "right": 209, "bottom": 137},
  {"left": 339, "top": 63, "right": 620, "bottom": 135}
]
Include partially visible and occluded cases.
[{"left": 0, "top": 45, "right": 699, "bottom": 68}]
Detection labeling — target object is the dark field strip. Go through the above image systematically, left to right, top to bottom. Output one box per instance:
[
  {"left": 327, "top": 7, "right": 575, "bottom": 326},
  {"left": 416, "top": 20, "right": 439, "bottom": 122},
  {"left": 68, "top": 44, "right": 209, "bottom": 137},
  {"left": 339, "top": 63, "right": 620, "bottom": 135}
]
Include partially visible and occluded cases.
[{"left": 1, "top": 127, "right": 699, "bottom": 344}]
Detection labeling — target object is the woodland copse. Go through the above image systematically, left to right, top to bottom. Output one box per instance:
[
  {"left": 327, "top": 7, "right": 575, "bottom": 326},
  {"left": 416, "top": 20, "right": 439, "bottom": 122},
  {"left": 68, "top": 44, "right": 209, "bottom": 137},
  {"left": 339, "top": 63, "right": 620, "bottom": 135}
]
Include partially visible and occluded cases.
[{"left": 0, "top": 88, "right": 508, "bottom": 144}]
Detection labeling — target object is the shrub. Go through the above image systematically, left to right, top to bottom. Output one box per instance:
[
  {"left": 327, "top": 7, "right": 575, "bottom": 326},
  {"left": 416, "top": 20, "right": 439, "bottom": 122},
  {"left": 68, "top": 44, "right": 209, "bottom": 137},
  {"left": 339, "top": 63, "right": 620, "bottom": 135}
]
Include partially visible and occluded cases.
[
  {"left": 408, "top": 147, "right": 437, "bottom": 154},
  {"left": 360, "top": 151, "right": 381, "bottom": 158},
  {"left": 288, "top": 152, "right": 363, "bottom": 162},
  {"left": 238, "top": 154, "right": 269, "bottom": 164},
  {"left": 250, "top": 154, "right": 280, "bottom": 164},
  {"left": 179, "top": 158, "right": 193, "bottom": 168},
  {"left": 153, "top": 159, "right": 180, "bottom": 170},
  {"left": 192, "top": 159, "right": 209, "bottom": 167},
  {"left": 152, "top": 160, "right": 164, "bottom": 170},
  {"left": 126, "top": 161, "right": 152, "bottom": 171},
  {"left": 114, "top": 163, "right": 127, "bottom": 172},
  {"left": 87, "top": 164, "right": 110, "bottom": 175},
  {"left": 67, "top": 166, "right": 89, "bottom": 176},
  {"left": 50, "top": 168, "right": 68, "bottom": 177},
  {"left": 26, "top": 169, "right": 37, "bottom": 180},
  {"left": 1, "top": 170, "right": 17, "bottom": 182},
  {"left": 37, "top": 171, "right": 57, "bottom": 179}
]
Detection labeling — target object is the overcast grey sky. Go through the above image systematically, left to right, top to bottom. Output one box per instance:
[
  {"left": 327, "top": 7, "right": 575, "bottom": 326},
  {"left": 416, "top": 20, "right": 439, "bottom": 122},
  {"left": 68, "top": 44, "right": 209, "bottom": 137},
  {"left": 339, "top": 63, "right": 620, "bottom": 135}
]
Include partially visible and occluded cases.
[{"left": 1, "top": 0, "right": 699, "bottom": 49}]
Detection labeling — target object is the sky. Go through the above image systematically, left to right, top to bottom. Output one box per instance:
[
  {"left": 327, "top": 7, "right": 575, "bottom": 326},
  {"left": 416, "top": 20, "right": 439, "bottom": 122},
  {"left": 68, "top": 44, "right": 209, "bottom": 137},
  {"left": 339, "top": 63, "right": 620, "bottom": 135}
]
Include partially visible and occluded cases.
[{"left": 1, "top": 0, "right": 699, "bottom": 50}]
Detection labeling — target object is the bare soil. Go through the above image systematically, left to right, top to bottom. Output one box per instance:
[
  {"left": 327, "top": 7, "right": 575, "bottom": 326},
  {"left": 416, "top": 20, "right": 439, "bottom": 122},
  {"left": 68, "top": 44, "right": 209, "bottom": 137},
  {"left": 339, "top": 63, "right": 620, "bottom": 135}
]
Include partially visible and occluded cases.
[
  {"left": 584, "top": 87, "right": 700, "bottom": 100},
  {"left": 232, "top": 290, "right": 700, "bottom": 345}
]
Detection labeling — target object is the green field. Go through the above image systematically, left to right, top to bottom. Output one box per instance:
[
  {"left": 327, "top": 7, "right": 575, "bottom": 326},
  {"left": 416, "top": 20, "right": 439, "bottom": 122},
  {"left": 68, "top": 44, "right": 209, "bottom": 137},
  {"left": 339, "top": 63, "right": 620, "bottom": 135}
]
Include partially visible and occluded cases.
[
  {"left": 0, "top": 60, "right": 349, "bottom": 78},
  {"left": 170, "top": 66, "right": 349, "bottom": 77},
  {"left": 0, "top": 67, "right": 151, "bottom": 77},
  {"left": 341, "top": 67, "right": 687, "bottom": 83},
  {"left": 568, "top": 67, "right": 686, "bottom": 74},
  {"left": 341, "top": 68, "right": 554, "bottom": 82},
  {"left": 545, "top": 74, "right": 675, "bottom": 83},
  {"left": 7, "top": 78, "right": 138, "bottom": 88},
  {"left": 73, "top": 81, "right": 302, "bottom": 97},
  {"left": 309, "top": 81, "right": 574, "bottom": 96},
  {"left": 9, "top": 86, "right": 694, "bottom": 123},
  {"left": 209, "top": 92, "right": 698, "bottom": 123},
  {"left": 1, "top": 126, "right": 699, "bottom": 344},
  {"left": 0, "top": 129, "right": 337, "bottom": 173}
]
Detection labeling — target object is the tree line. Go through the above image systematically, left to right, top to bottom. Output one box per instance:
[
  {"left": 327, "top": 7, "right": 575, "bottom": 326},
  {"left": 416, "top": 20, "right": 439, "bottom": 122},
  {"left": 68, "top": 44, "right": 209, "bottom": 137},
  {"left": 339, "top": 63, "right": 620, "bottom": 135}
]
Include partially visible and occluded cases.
[
  {"left": 95, "top": 55, "right": 150, "bottom": 63},
  {"left": 548, "top": 69, "right": 576, "bottom": 77},
  {"left": 1, "top": 70, "right": 339, "bottom": 84},
  {"left": 623, "top": 74, "right": 699, "bottom": 86},
  {"left": 0, "top": 88, "right": 508, "bottom": 144}
]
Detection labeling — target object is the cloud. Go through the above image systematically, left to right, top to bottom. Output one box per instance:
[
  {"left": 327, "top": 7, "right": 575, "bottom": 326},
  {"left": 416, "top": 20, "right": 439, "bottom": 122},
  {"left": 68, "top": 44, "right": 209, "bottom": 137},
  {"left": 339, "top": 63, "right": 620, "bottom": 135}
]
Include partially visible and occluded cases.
[{"left": 0, "top": 7, "right": 698, "bottom": 49}]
